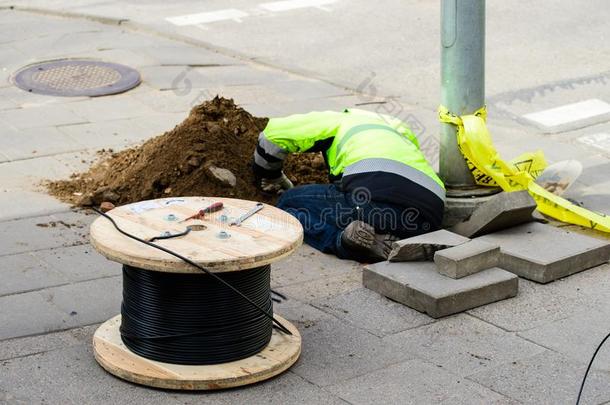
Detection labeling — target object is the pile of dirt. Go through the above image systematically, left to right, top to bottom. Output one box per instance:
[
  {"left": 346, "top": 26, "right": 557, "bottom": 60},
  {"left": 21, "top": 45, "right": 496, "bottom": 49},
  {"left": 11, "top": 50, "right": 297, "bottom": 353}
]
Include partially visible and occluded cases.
[{"left": 48, "top": 97, "right": 328, "bottom": 206}]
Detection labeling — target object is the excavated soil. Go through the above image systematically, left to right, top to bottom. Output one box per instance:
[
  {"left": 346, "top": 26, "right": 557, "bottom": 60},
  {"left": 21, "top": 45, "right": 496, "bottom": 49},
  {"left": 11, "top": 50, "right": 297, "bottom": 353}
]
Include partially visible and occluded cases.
[{"left": 48, "top": 97, "right": 327, "bottom": 206}]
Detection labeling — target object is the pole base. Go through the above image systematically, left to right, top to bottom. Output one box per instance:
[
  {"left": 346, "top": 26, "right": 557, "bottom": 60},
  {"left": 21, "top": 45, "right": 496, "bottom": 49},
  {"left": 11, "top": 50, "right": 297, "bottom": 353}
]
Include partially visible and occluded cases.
[
  {"left": 445, "top": 185, "right": 502, "bottom": 198},
  {"left": 443, "top": 193, "right": 499, "bottom": 228}
]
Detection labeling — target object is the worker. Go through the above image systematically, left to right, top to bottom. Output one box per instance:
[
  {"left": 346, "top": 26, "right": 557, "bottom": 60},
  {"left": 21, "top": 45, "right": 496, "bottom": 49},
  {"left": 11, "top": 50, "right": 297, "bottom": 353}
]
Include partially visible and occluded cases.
[{"left": 252, "top": 109, "right": 445, "bottom": 262}]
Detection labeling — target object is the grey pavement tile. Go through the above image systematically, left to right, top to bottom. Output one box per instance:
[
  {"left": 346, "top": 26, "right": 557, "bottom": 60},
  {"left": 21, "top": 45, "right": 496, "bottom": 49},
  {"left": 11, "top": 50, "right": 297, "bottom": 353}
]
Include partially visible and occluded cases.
[
  {"left": 134, "top": 45, "right": 236, "bottom": 67},
  {"left": 67, "top": 47, "right": 159, "bottom": 68},
  {"left": 193, "top": 64, "right": 293, "bottom": 88},
  {"left": 138, "top": 65, "right": 211, "bottom": 91},
  {"left": 267, "top": 79, "right": 351, "bottom": 100},
  {"left": 202, "top": 83, "right": 296, "bottom": 107},
  {"left": 0, "top": 85, "right": 86, "bottom": 109},
  {"left": 131, "top": 86, "right": 200, "bottom": 114},
  {"left": 66, "top": 95, "right": 158, "bottom": 122},
  {"left": 0, "top": 104, "right": 88, "bottom": 129},
  {"left": 129, "top": 112, "right": 188, "bottom": 136},
  {"left": 57, "top": 118, "right": 157, "bottom": 150},
  {"left": 1, "top": 126, "right": 84, "bottom": 160},
  {"left": 0, "top": 150, "right": 94, "bottom": 188},
  {"left": 579, "top": 155, "right": 610, "bottom": 187},
  {"left": 0, "top": 188, "right": 71, "bottom": 222},
  {"left": 0, "top": 211, "right": 92, "bottom": 256},
  {"left": 33, "top": 244, "right": 121, "bottom": 283},
  {"left": 271, "top": 244, "right": 360, "bottom": 288},
  {"left": 0, "top": 251, "right": 66, "bottom": 296},
  {"left": 276, "top": 271, "right": 363, "bottom": 303},
  {"left": 38, "top": 276, "right": 122, "bottom": 328},
  {"left": 467, "top": 276, "right": 597, "bottom": 332},
  {"left": 313, "top": 287, "right": 435, "bottom": 337},
  {"left": 0, "top": 290, "right": 68, "bottom": 340},
  {"left": 273, "top": 300, "right": 335, "bottom": 330},
  {"left": 519, "top": 306, "right": 610, "bottom": 372},
  {"left": 289, "top": 311, "right": 415, "bottom": 387},
  {"left": 384, "top": 314, "right": 546, "bottom": 377},
  {"left": 0, "top": 324, "right": 96, "bottom": 361},
  {"left": 0, "top": 344, "right": 225, "bottom": 405},
  {"left": 468, "top": 350, "right": 610, "bottom": 405},
  {"left": 328, "top": 358, "right": 515, "bottom": 405},
  {"left": 214, "top": 371, "right": 347, "bottom": 405}
]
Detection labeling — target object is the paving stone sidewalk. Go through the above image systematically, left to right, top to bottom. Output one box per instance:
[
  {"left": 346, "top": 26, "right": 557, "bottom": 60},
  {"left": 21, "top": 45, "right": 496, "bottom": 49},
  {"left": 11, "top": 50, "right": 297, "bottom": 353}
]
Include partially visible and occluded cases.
[{"left": 1, "top": 8, "right": 610, "bottom": 405}]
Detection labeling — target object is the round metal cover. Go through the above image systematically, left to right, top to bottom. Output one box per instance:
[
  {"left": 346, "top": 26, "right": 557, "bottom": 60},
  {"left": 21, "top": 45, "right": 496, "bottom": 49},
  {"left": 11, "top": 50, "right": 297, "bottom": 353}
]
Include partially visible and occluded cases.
[{"left": 13, "top": 59, "right": 141, "bottom": 97}]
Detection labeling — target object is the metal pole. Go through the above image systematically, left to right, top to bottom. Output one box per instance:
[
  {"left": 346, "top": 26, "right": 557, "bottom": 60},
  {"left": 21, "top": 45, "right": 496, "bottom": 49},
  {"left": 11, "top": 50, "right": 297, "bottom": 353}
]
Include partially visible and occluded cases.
[{"left": 440, "top": 0, "right": 485, "bottom": 190}]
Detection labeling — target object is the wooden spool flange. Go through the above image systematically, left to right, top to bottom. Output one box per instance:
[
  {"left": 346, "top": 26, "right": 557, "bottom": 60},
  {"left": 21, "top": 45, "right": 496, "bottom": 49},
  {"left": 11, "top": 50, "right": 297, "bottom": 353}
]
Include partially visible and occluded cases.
[{"left": 89, "top": 197, "right": 304, "bottom": 390}]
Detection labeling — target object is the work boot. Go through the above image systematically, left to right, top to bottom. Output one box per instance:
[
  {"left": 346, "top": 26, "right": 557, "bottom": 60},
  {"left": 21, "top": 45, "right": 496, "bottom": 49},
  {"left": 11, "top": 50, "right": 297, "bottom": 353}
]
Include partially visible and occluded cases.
[{"left": 340, "top": 220, "right": 398, "bottom": 261}]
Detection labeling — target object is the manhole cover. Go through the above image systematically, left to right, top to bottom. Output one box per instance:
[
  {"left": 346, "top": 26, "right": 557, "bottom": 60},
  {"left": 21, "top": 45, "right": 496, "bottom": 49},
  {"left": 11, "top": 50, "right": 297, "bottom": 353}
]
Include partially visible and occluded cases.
[{"left": 13, "top": 59, "right": 141, "bottom": 97}]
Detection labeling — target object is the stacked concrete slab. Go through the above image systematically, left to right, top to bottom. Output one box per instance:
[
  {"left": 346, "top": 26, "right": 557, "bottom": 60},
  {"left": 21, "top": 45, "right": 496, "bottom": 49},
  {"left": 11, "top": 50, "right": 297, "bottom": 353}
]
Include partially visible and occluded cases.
[
  {"left": 365, "top": 190, "right": 610, "bottom": 317},
  {"left": 478, "top": 222, "right": 610, "bottom": 283},
  {"left": 365, "top": 231, "right": 518, "bottom": 318}
]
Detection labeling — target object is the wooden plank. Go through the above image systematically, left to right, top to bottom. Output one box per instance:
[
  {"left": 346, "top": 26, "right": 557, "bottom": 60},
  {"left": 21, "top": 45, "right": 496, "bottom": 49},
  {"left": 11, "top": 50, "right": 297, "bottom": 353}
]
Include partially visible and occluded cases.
[
  {"left": 89, "top": 197, "right": 303, "bottom": 273},
  {"left": 93, "top": 315, "right": 301, "bottom": 390}
]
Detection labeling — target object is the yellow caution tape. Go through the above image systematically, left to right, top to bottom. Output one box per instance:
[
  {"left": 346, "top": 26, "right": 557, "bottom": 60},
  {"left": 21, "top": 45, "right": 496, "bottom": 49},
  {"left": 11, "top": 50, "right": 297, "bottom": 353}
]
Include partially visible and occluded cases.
[{"left": 438, "top": 105, "right": 610, "bottom": 233}]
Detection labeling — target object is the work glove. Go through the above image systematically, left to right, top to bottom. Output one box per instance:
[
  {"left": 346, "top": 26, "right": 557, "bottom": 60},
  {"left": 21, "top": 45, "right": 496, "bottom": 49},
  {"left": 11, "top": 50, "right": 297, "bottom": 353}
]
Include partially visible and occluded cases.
[{"left": 260, "top": 173, "right": 294, "bottom": 194}]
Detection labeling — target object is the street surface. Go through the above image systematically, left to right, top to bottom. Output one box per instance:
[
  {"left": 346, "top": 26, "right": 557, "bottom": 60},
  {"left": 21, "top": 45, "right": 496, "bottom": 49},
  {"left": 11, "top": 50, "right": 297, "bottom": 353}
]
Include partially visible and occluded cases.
[{"left": 1, "top": 1, "right": 609, "bottom": 404}]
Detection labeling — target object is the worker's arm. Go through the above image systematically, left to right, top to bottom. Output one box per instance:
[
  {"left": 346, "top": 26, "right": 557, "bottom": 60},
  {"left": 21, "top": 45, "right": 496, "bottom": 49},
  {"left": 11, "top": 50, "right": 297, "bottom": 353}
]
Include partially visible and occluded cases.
[{"left": 253, "top": 111, "right": 343, "bottom": 182}]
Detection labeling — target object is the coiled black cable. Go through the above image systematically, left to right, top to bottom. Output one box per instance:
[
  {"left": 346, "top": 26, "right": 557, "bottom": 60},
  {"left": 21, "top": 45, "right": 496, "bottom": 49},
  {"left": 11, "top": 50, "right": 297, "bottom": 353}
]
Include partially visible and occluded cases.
[
  {"left": 91, "top": 206, "right": 293, "bottom": 366},
  {"left": 120, "top": 265, "right": 273, "bottom": 365}
]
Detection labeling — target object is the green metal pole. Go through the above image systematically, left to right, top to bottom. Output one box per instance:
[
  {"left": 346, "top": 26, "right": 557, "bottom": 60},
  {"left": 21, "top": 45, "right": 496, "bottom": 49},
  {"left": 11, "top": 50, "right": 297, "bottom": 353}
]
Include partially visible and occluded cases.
[{"left": 440, "top": 0, "right": 485, "bottom": 190}]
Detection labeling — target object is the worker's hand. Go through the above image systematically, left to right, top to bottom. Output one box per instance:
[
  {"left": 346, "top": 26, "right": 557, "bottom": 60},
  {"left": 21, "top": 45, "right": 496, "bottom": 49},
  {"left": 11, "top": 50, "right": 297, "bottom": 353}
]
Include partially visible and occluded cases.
[{"left": 260, "top": 173, "right": 294, "bottom": 194}]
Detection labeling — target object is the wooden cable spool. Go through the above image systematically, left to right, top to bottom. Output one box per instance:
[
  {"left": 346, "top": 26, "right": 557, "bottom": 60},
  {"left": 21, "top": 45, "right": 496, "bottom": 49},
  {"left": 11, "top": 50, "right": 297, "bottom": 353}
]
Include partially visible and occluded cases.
[{"left": 90, "top": 197, "right": 304, "bottom": 390}]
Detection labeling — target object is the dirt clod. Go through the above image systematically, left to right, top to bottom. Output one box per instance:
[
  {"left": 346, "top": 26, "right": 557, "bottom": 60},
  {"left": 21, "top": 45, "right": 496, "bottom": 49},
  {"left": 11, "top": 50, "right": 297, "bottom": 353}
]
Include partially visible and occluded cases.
[{"left": 47, "top": 97, "right": 327, "bottom": 206}]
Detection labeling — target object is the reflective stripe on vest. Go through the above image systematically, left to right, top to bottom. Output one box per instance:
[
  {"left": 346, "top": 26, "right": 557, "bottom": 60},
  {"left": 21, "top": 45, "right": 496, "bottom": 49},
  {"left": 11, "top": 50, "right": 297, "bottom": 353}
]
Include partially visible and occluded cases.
[{"left": 343, "top": 158, "right": 446, "bottom": 202}]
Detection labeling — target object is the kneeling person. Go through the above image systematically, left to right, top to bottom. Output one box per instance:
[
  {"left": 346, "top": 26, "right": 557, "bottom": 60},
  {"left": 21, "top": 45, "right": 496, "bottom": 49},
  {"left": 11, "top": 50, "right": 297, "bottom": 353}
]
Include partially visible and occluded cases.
[{"left": 252, "top": 109, "right": 445, "bottom": 262}]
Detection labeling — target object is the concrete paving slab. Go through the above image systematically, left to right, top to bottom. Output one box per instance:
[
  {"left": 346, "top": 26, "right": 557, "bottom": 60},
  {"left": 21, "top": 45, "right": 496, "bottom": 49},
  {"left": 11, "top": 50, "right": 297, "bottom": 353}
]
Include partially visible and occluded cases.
[
  {"left": 134, "top": 45, "right": 236, "bottom": 67},
  {"left": 137, "top": 65, "right": 212, "bottom": 91},
  {"left": 131, "top": 86, "right": 200, "bottom": 114},
  {"left": 66, "top": 95, "right": 158, "bottom": 122},
  {"left": 0, "top": 104, "right": 88, "bottom": 129},
  {"left": 57, "top": 119, "right": 156, "bottom": 150},
  {"left": 1, "top": 126, "right": 84, "bottom": 160},
  {"left": 0, "top": 150, "right": 94, "bottom": 188},
  {"left": 578, "top": 155, "right": 610, "bottom": 187},
  {"left": 0, "top": 188, "right": 71, "bottom": 222},
  {"left": 451, "top": 190, "right": 537, "bottom": 238},
  {"left": 0, "top": 211, "right": 92, "bottom": 256},
  {"left": 478, "top": 222, "right": 610, "bottom": 283},
  {"left": 388, "top": 229, "right": 470, "bottom": 262},
  {"left": 434, "top": 240, "right": 500, "bottom": 279},
  {"left": 33, "top": 244, "right": 121, "bottom": 282},
  {"left": 271, "top": 244, "right": 359, "bottom": 288},
  {"left": 0, "top": 251, "right": 66, "bottom": 296},
  {"left": 364, "top": 261, "right": 518, "bottom": 318},
  {"left": 275, "top": 271, "right": 363, "bottom": 303},
  {"left": 467, "top": 275, "right": 599, "bottom": 332},
  {"left": 38, "top": 276, "right": 121, "bottom": 328},
  {"left": 312, "top": 288, "right": 434, "bottom": 337},
  {"left": 0, "top": 290, "right": 68, "bottom": 340},
  {"left": 518, "top": 306, "right": 610, "bottom": 371},
  {"left": 289, "top": 312, "right": 414, "bottom": 387},
  {"left": 384, "top": 314, "right": 545, "bottom": 378},
  {"left": 0, "top": 324, "right": 95, "bottom": 361},
  {"left": 0, "top": 344, "right": 227, "bottom": 405},
  {"left": 468, "top": 350, "right": 610, "bottom": 405},
  {"left": 328, "top": 358, "right": 515, "bottom": 405},
  {"left": 218, "top": 372, "right": 347, "bottom": 405}
]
